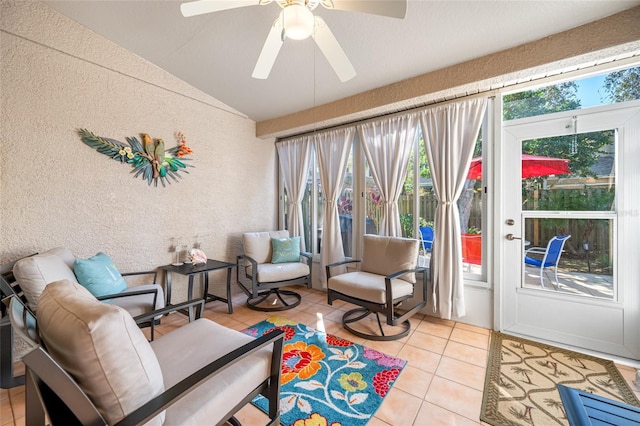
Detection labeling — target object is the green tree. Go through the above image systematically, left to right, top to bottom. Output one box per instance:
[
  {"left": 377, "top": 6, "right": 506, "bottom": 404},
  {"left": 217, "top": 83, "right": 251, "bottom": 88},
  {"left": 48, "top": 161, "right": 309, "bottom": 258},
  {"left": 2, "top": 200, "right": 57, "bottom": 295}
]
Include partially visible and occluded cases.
[
  {"left": 602, "top": 67, "right": 640, "bottom": 102},
  {"left": 503, "top": 80, "right": 614, "bottom": 179},
  {"left": 503, "top": 82, "right": 581, "bottom": 121},
  {"left": 522, "top": 130, "right": 613, "bottom": 179},
  {"left": 403, "top": 137, "right": 430, "bottom": 197},
  {"left": 400, "top": 138, "right": 432, "bottom": 235}
]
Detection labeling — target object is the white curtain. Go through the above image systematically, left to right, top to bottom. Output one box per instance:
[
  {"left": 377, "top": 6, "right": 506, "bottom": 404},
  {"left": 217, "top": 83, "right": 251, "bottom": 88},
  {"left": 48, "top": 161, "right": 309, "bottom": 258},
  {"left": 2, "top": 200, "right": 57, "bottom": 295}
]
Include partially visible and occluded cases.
[
  {"left": 419, "top": 98, "right": 487, "bottom": 319},
  {"left": 357, "top": 113, "right": 420, "bottom": 236},
  {"left": 315, "top": 127, "right": 355, "bottom": 283},
  {"left": 277, "top": 136, "right": 313, "bottom": 251}
]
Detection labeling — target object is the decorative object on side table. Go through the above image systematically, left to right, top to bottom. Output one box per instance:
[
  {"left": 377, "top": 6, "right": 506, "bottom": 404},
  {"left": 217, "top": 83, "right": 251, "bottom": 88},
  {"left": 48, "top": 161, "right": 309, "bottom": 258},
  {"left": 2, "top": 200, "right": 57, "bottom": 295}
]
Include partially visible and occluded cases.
[
  {"left": 78, "top": 129, "right": 193, "bottom": 187},
  {"left": 169, "top": 237, "right": 183, "bottom": 266},
  {"left": 189, "top": 248, "right": 207, "bottom": 265}
]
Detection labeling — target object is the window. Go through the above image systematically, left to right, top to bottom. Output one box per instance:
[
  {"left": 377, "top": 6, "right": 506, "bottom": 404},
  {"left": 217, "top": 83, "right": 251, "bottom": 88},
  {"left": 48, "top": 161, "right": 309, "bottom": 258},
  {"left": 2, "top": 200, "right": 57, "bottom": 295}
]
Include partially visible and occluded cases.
[
  {"left": 503, "top": 66, "right": 640, "bottom": 121},
  {"left": 280, "top": 117, "right": 490, "bottom": 283},
  {"left": 520, "top": 130, "right": 616, "bottom": 299},
  {"left": 337, "top": 147, "right": 354, "bottom": 257}
]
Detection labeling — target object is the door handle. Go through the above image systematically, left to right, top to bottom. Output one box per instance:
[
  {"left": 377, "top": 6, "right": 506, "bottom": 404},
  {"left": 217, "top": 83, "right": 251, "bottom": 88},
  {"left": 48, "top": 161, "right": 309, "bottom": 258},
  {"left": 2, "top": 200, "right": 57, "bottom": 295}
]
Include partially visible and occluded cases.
[{"left": 506, "top": 234, "right": 522, "bottom": 241}]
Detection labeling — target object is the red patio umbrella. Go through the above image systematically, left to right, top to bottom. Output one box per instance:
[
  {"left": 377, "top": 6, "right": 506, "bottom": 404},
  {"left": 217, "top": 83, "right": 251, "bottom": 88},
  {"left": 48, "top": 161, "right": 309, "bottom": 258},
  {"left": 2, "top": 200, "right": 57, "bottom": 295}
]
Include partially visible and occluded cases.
[{"left": 467, "top": 154, "right": 570, "bottom": 180}]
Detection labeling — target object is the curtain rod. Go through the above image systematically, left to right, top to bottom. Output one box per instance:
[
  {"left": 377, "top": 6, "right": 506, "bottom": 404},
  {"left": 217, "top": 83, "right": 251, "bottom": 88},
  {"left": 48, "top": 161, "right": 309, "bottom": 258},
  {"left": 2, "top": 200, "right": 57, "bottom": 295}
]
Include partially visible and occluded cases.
[
  {"left": 276, "top": 52, "right": 640, "bottom": 143},
  {"left": 275, "top": 90, "right": 497, "bottom": 143}
]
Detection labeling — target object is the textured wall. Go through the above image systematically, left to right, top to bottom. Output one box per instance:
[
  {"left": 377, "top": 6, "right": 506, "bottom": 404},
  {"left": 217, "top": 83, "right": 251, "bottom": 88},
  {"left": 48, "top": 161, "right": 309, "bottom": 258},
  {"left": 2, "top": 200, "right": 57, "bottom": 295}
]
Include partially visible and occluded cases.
[{"left": 0, "top": 1, "right": 277, "bottom": 300}]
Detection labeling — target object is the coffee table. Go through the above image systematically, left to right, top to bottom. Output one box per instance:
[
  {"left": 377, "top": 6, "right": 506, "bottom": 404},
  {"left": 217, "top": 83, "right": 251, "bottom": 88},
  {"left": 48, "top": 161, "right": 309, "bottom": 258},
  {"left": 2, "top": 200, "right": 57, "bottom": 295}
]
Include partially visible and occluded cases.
[{"left": 159, "top": 259, "right": 235, "bottom": 319}]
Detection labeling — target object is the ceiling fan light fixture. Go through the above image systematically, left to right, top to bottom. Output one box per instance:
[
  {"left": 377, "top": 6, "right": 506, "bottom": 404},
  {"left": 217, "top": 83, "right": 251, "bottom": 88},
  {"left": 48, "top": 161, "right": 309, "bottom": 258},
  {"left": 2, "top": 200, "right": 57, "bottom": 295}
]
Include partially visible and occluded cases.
[{"left": 282, "top": 3, "right": 314, "bottom": 40}]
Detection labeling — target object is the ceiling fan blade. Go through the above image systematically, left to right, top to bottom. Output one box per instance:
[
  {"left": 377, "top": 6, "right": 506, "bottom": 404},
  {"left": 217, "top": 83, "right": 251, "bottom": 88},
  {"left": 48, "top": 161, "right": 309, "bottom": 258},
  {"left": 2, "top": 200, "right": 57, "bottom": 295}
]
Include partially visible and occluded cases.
[
  {"left": 180, "top": 0, "right": 259, "bottom": 17},
  {"left": 326, "top": 0, "right": 407, "bottom": 19},
  {"left": 312, "top": 17, "right": 356, "bottom": 82},
  {"left": 252, "top": 20, "right": 284, "bottom": 79}
]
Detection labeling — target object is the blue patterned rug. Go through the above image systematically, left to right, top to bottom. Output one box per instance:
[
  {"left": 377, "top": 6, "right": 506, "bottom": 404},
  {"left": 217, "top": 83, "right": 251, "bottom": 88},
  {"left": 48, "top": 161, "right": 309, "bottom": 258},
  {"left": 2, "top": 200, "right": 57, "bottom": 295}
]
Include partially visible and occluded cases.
[{"left": 242, "top": 316, "right": 407, "bottom": 426}]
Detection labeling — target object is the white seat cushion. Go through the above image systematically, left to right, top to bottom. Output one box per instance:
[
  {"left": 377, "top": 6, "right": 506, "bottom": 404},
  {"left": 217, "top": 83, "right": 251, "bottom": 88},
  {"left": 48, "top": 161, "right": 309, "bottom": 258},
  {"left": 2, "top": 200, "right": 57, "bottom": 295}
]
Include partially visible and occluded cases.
[
  {"left": 13, "top": 247, "right": 77, "bottom": 310},
  {"left": 253, "top": 262, "right": 310, "bottom": 283},
  {"left": 328, "top": 271, "right": 415, "bottom": 305},
  {"left": 36, "top": 280, "right": 165, "bottom": 425},
  {"left": 111, "top": 284, "right": 165, "bottom": 317},
  {"left": 151, "top": 319, "right": 273, "bottom": 425}
]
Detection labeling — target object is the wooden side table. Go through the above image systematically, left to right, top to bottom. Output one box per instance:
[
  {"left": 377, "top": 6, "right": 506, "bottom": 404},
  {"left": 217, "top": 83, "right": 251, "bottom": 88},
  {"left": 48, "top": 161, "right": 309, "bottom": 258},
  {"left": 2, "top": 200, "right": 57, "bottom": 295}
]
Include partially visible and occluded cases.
[{"left": 158, "top": 259, "right": 235, "bottom": 319}]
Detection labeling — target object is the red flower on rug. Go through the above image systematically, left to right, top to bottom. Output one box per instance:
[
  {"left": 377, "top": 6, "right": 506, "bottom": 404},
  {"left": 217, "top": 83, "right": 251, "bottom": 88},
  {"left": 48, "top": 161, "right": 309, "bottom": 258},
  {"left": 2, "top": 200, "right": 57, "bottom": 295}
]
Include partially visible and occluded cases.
[
  {"left": 242, "top": 316, "right": 407, "bottom": 426},
  {"left": 265, "top": 325, "right": 296, "bottom": 341},
  {"left": 325, "top": 334, "right": 353, "bottom": 347},
  {"left": 282, "top": 341, "right": 326, "bottom": 385},
  {"left": 372, "top": 368, "right": 402, "bottom": 397}
]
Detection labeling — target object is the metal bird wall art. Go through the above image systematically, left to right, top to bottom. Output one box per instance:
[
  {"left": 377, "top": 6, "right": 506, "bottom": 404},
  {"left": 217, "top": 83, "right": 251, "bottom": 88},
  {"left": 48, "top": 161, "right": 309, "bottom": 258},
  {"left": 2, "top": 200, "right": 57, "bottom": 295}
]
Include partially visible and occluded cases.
[{"left": 78, "top": 129, "right": 193, "bottom": 187}]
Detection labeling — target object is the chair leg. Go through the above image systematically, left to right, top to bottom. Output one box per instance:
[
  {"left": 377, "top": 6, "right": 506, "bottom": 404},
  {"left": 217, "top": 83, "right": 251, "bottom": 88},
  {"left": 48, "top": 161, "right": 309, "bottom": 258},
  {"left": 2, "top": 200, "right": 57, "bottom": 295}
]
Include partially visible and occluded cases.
[
  {"left": 539, "top": 268, "right": 545, "bottom": 289},
  {"left": 246, "top": 289, "right": 301, "bottom": 312},
  {"left": 342, "top": 307, "right": 410, "bottom": 341},
  {"left": 374, "top": 312, "right": 384, "bottom": 336},
  {"left": 1, "top": 319, "right": 24, "bottom": 389},
  {"left": 25, "top": 369, "right": 45, "bottom": 426},
  {"left": 228, "top": 416, "right": 242, "bottom": 426}
]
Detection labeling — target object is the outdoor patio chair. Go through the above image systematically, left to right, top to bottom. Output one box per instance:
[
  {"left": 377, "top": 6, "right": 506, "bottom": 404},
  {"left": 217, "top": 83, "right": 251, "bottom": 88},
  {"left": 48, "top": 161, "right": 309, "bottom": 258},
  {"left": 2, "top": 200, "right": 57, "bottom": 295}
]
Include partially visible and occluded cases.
[
  {"left": 419, "top": 226, "right": 434, "bottom": 254},
  {"left": 237, "top": 231, "right": 312, "bottom": 311},
  {"left": 326, "top": 235, "right": 427, "bottom": 341},
  {"left": 524, "top": 235, "right": 571, "bottom": 289},
  {"left": 11, "top": 247, "right": 166, "bottom": 339},
  {"left": 14, "top": 280, "right": 285, "bottom": 426},
  {"left": 557, "top": 384, "right": 640, "bottom": 425}
]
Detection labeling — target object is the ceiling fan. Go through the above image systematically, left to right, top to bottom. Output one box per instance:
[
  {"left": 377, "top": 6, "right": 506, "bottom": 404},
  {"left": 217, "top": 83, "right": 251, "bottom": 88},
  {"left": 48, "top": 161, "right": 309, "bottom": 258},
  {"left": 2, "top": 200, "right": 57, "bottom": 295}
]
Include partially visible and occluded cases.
[{"left": 180, "top": 0, "right": 407, "bottom": 82}]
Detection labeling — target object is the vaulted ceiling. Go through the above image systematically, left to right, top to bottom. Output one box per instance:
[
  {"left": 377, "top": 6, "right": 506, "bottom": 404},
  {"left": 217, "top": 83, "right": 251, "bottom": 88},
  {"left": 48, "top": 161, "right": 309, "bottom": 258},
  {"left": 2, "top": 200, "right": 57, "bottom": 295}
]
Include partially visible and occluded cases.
[{"left": 46, "top": 1, "right": 640, "bottom": 127}]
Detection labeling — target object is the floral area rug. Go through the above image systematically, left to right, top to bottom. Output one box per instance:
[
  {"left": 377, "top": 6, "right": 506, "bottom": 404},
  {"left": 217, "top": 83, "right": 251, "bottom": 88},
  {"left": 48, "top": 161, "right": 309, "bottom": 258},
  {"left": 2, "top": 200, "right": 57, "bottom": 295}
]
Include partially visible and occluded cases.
[
  {"left": 241, "top": 316, "right": 406, "bottom": 426},
  {"left": 481, "top": 331, "right": 640, "bottom": 425}
]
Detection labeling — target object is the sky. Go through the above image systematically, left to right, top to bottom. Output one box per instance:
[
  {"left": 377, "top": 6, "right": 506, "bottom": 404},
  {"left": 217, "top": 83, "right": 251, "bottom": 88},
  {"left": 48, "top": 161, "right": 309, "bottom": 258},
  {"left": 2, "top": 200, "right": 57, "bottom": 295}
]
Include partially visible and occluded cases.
[{"left": 576, "top": 74, "right": 608, "bottom": 108}]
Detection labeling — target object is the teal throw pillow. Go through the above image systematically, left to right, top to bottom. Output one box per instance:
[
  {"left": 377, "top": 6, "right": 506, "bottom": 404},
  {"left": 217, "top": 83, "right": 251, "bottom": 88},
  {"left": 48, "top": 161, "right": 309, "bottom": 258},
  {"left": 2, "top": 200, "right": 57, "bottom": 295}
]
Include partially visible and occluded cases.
[
  {"left": 271, "top": 237, "right": 301, "bottom": 264},
  {"left": 74, "top": 252, "right": 127, "bottom": 298}
]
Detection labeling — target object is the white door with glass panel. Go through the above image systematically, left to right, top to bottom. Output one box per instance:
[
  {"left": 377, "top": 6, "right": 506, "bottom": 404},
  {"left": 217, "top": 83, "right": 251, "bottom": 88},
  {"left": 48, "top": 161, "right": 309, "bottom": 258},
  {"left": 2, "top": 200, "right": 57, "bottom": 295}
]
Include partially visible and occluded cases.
[{"left": 500, "top": 100, "right": 640, "bottom": 360}]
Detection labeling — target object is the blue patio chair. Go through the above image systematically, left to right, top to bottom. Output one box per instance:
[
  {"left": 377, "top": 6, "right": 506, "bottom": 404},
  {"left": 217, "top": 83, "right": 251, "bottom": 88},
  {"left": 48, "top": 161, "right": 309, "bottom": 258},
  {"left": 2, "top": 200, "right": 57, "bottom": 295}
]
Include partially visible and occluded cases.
[
  {"left": 419, "top": 226, "right": 434, "bottom": 254},
  {"left": 524, "top": 235, "right": 571, "bottom": 289}
]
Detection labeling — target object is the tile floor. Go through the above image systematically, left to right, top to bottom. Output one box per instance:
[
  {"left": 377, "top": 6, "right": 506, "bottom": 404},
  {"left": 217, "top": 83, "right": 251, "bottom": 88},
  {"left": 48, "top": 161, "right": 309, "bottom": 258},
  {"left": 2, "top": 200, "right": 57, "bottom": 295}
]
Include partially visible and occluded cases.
[{"left": 2, "top": 286, "right": 639, "bottom": 425}]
